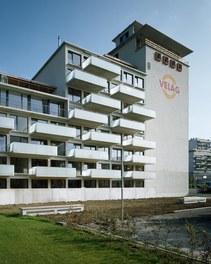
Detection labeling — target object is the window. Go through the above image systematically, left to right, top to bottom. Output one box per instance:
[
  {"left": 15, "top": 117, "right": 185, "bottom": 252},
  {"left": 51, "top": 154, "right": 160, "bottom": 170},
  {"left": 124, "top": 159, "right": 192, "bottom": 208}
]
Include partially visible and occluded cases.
[
  {"left": 120, "top": 31, "right": 129, "bottom": 43},
  {"left": 68, "top": 51, "right": 81, "bottom": 66},
  {"left": 123, "top": 72, "right": 133, "bottom": 85},
  {"left": 134, "top": 76, "right": 144, "bottom": 89},
  {"left": 68, "top": 88, "right": 81, "bottom": 103},
  {"left": 0, "top": 90, "right": 7, "bottom": 106},
  {"left": 8, "top": 91, "right": 21, "bottom": 109},
  {"left": 50, "top": 102, "right": 64, "bottom": 117},
  {"left": 11, "top": 115, "right": 28, "bottom": 132},
  {"left": 31, "top": 118, "right": 47, "bottom": 125},
  {"left": 0, "top": 135, "right": 6, "bottom": 151},
  {"left": 10, "top": 136, "right": 28, "bottom": 143},
  {"left": 31, "top": 139, "right": 47, "bottom": 145},
  {"left": 51, "top": 141, "right": 65, "bottom": 156},
  {"left": 67, "top": 143, "right": 81, "bottom": 150},
  {"left": 84, "top": 145, "right": 96, "bottom": 151},
  {"left": 112, "top": 148, "right": 122, "bottom": 160},
  {"left": 0, "top": 157, "right": 6, "bottom": 164},
  {"left": 10, "top": 158, "right": 28, "bottom": 173},
  {"left": 32, "top": 159, "right": 48, "bottom": 167},
  {"left": 51, "top": 160, "right": 65, "bottom": 167},
  {"left": 68, "top": 162, "right": 81, "bottom": 175},
  {"left": 83, "top": 163, "right": 96, "bottom": 170},
  {"left": 101, "top": 163, "right": 110, "bottom": 169},
  {"left": 112, "top": 164, "right": 121, "bottom": 170},
  {"left": 124, "top": 165, "right": 133, "bottom": 171},
  {"left": 135, "top": 165, "right": 144, "bottom": 171},
  {"left": 0, "top": 179, "right": 6, "bottom": 189},
  {"left": 10, "top": 179, "right": 28, "bottom": 189},
  {"left": 51, "top": 179, "right": 66, "bottom": 188},
  {"left": 32, "top": 180, "right": 48, "bottom": 188},
  {"left": 68, "top": 180, "right": 81, "bottom": 188},
  {"left": 84, "top": 180, "right": 96, "bottom": 188},
  {"left": 99, "top": 180, "right": 110, "bottom": 188},
  {"left": 112, "top": 180, "right": 122, "bottom": 188},
  {"left": 124, "top": 180, "right": 133, "bottom": 188},
  {"left": 135, "top": 180, "right": 144, "bottom": 188}
]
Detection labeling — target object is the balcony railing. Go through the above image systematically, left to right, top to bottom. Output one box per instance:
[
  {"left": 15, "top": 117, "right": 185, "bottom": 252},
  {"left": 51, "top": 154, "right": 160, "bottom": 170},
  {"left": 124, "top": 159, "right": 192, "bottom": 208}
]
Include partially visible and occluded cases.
[
  {"left": 82, "top": 56, "right": 121, "bottom": 80},
  {"left": 66, "top": 69, "right": 107, "bottom": 93},
  {"left": 110, "top": 84, "right": 145, "bottom": 104},
  {"left": 82, "top": 93, "right": 121, "bottom": 114},
  {"left": 123, "top": 105, "right": 156, "bottom": 121},
  {"left": 69, "top": 108, "right": 107, "bottom": 128},
  {"left": 0, "top": 116, "right": 14, "bottom": 133},
  {"left": 110, "top": 118, "right": 145, "bottom": 134},
  {"left": 29, "top": 123, "right": 76, "bottom": 140},
  {"left": 82, "top": 131, "right": 121, "bottom": 146},
  {"left": 123, "top": 138, "right": 156, "bottom": 151},
  {"left": 9, "top": 142, "right": 58, "bottom": 158},
  {"left": 68, "top": 148, "right": 109, "bottom": 162},
  {"left": 123, "top": 154, "right": 156, "bottom": 165},
  {"left": 0, "top": 164, "right": 14, "bottom": 176},
  {"left": 29, "top": 166, "right": 76, "bottom": 178},
  {"left": 82, "top": 169, "right": 121, "bottom": 179},
  {"left": 124, "top": 171, "right": 155, "bottom": 179}
]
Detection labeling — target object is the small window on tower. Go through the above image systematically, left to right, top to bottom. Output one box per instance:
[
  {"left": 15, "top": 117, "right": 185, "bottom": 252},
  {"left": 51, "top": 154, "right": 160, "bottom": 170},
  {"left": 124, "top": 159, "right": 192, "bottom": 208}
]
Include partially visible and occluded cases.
[{"left": 120, "top": 31, "right": 129, "bottom": 43}]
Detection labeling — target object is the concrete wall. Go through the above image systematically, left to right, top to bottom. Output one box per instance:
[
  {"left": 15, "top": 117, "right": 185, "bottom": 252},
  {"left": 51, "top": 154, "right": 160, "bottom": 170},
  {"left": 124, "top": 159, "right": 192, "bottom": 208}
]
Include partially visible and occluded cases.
[{"left": 0, "top": 188, "right": 156, "bottom": 205}]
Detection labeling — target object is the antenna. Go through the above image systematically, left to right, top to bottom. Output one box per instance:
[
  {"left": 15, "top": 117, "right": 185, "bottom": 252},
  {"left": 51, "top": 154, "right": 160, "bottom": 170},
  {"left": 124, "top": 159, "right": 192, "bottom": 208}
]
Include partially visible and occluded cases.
[{"left": 58, "top": 36, "right": 61, "bottom": 47}]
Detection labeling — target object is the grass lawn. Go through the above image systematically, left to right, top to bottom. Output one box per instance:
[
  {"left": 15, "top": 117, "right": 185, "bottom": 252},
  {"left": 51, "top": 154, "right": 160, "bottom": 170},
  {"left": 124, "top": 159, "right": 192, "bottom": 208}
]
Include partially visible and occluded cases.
[{"left": 0, "top": 214, "right": 188, "bottom": 264}]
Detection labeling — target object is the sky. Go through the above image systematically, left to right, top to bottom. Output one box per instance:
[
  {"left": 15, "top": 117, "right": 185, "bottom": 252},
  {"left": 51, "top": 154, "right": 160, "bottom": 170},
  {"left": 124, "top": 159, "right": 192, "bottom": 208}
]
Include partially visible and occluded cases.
[{"left": 0, "top": 0, "right": 210, "bottom": 139}]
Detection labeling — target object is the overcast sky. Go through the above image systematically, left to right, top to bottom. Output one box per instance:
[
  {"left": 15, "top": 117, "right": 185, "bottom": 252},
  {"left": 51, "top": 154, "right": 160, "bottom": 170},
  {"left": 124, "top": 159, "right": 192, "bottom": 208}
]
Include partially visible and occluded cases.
[{"left": 0, "top": 0, "right": 210, "bottom": 139}]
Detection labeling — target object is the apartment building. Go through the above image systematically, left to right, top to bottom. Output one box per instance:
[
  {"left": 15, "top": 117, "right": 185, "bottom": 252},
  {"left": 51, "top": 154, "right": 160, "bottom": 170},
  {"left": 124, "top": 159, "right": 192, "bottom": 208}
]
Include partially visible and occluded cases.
[
  {"left": 0, "top": 21, "right": 192, "bottom": 204},
  {"left": 189, "top": 138, "right": 211, "bottom": 180}
]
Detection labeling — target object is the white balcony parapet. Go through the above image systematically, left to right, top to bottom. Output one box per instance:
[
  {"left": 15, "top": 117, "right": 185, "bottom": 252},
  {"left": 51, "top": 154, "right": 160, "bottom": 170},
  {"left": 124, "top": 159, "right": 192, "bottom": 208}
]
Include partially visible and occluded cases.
[
  {"left": 82, "top": 56, "right": 121, "bottom": 80},
  {"left": 66, "top": 69, "right": 107, "bottom": 93},
  {"left": 110, "top": 84, "right": 145, "bottom": 104},
  {"left": 82, "top": 94, "right": 121, "bottom": 114},
  {"left": 123, "top": 105, "right": 156, "bottom": 121},
  {"left": 69, "top": 109, "right": 107, "bottom": 128},
  {"left": 0, "top": 116, "right": 14, "bottom": 133},
  {"left": 110, "top": 118, "right": 145, "bottom": 134},
  {"left": 29, "top": 123, "right": 76, "bottom": 140},
  {"left": 82, "top": 131, "right": 121, "bottom": 146},
  {"left": 123, "top": 138, "right": 156, "bottom": 151},
  {"left": 9, "top": 142, "right": 57, "bottom": 158},
  {"left": 68, "top": 148, "right": 108, "bottom": 162},
  {"left": 123, "top": 154, "right": 156, "bottom": 165},
  {"left": 0, "top": 165, "right": 14, "bottom": 176},
  {"left": 29, "top": 166, "right": 76, "bottom": 178},
  {"left": 82, "top": 169, "right": 121, "bottom": 179},
  {"left": 124, "top": 171, "right": 156, "bottom": 179}
]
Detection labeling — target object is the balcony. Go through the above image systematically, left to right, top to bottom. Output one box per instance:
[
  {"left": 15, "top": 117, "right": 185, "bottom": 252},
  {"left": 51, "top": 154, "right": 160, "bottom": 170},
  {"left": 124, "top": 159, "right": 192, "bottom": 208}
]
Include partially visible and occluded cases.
[
  {"left": 82, "top": 56, "right": 121, "bottom": 80},
  {"left": 66, "top": 69, "right": 107, "bottom": 93},
  {"left": 110, "top": 84, "right": 145, "bottom": 104},
  {"left": 82, "top": 94, "right": 121, "bottom": 114},
  {"left": 123, "top": 105, "right": 156, "bottom": 121},
  {"left": 69, "top": 109, "right": 107, "bottom": 128},
  {"left": 0, "top": 116, "right": 14, "bottom": 133},
  {"left": 110, "top": 118, "right": 145, "bottom": 134},
  {"left": 29, "top": 123, "right": 76, "bottom": 140},
  {"left": 82, "top": 131, "right": 121, "bottom": 146},
  {"left": 123, "top": 138, "right": 156, "bottom": 151},
  {"left": 9, "top": 142, "right": 57, "bottom": 158},
  {"left": 68, "top": 148, "right": 108, "bottom": 162},
  {"left": 123, "top": 154, "right": 156, "bottom": 165},
  {"left": 0, "top": 165, "right": 14, "bottom": 176},
  {"left": 29, "top": 166, "right": 76, "bottom": 178},
  {"left": 82, "top": 169, "right": 121, "bottom": 179},
  {"left": 124, "top": 171, "right": 156, "bottom": 179}
]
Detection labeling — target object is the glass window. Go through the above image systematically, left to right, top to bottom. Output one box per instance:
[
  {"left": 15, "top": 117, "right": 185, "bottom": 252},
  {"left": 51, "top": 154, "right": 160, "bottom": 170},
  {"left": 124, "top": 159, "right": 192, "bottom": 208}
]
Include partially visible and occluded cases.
[
  {"left": 120, "top": 31, "right": 129, "bottom": 43},
  {"left": 68, "top": 51, "right": 81, "bottom": 66},
  {"left": 123, "top": 72, "right": 133, "bottom": 85},
  {"left": 134, "top": 76, "right": 144, "bottom": 89},
  {"left": 68, "top": 88, "right": 81, "bottom": 103},
  {"left": 0, "top": 90, "right": 7, "bottom": 106},
  {"left": 8, "top": 91, "right": 21, "bottom": 109},
  {"left": 31, "top": 97, "right": 43, "bottom": 113},
  {"left": 50, "top": 102, "right": 64, "bottom": 117},
  {"left": 11, "top": 115, "right": 28, "bottom": 132},
  {"left": 31, "top": 118, "right": 48, "bottom": 125},
  {"left": 0, "top": 135, "right": 6, "bottom": 151},
  {"left": 10, "top": 136, "right": 28, "bottom": 143},
  {"left": 31, "top": 139, "right": 47, "bottom": 145},
  {"left": 51, "top": 141, "right": 65, "bottom": 156},
  {"left": 67, "top": 143, "right": 81, "bottom": 150},
  {"left": 84, "top": 145, "right": 96, "bottom": 150},
  {"left": 112, "top": 148, "right": 122, "bottom": 160},
  {"left": 0, "top": 157, "right": 6, "bottom": 164},
  {"left": 10, "top": 158, "right": 28, "bottom": 173},
  {"left": 32, "top": 159, "right": 48, "bottom": 167},
  {"left": 51, "top": 160, "right": 65, "bottom": 167},
  {"left": 83, "top": 163, "right": 96, "bottom": 170},
  {"left": 101, "top": 163, "right": 110, "bottom": 169},
  {"left": 112, "top": 164, "right": 121, "bottom": 170},
  {"left": 124, "top": 165, "right": 133, "bottom": 171},
  {"left": 135, "top": 165, "right": 144, "bottom": 171},
  {"left": 0, "top": 179, "right": 6, "bottom": 189},
  {"left": 10, "top": 179, "right": 28, "bottom": 189},
  {"left": 51, "top": 179, "right": 66, "bottom": 188},
  {"left": 32, "top": 180, "right": 48, "bottom": 188},
  {"left": 68, "top": 180, "right": 81, "bottom": 188},
  {"left": 84, "top": 180, "right": 96, "bottom": 188},
  {"left": 99, "top": 180, "right": 110, "bottom": 188},
  {"left": 112, "top": 180, "right": 122, "bottom": 188},
  {"left": 124, "top": 180, "right": 133, "bottom": 188},
  {"left": 135, "top": 180, "right": 144, "bottom": 188}
]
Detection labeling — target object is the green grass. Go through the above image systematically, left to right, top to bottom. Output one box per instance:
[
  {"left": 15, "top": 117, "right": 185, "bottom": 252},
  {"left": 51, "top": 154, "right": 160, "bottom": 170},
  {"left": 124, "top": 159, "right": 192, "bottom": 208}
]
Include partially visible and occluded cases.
[{"left": 0, "top": 214, "right": 187, "bottom": 264}]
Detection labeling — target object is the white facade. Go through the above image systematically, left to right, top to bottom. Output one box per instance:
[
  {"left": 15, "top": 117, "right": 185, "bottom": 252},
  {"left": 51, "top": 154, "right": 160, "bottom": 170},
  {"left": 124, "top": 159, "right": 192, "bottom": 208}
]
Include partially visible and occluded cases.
[{"left": 0, "top": 20, "right": 192, "bottom": 204}]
